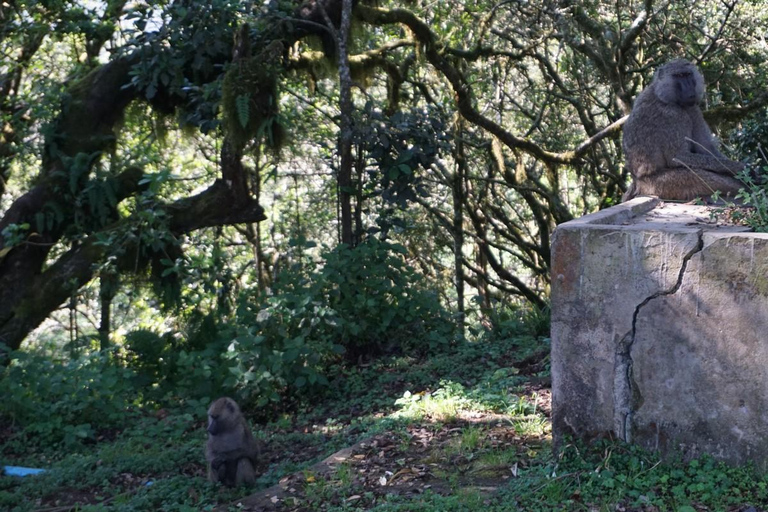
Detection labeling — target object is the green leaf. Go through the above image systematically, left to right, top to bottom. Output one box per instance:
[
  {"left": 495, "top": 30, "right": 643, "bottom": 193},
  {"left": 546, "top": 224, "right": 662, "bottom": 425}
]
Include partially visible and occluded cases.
[
  {"left": 145, "top": 82, "right": 157, "bottom": 100},
  {"left": 236, "top": 94, "right": 250, "bottom": 128},
  {"left": 395, "top": 149, "right": 414, "bottom": 164}
]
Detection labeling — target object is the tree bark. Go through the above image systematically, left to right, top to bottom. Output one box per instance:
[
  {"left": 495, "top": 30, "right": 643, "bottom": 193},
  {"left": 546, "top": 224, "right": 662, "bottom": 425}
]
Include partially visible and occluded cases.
[
  {"left": 336, "top": 0, "right": 354, "bottom": 246},
  {"left": 452, "top": 118, "right": 466, "bottom": 328},
  {"left": 98, "top": 271, "right": 118, "bottom": 350}
]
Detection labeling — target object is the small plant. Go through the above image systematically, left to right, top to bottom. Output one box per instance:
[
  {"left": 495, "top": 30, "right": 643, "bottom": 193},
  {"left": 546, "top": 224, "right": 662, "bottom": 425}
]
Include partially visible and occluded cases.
[
  {"left": 732, "top": 166, "right": 768, "bottom": 231},
  {"left": 394, "top": 381, "right": 474, "bottom": 421},
  {"left": 458, "top": 425, "right": 486, "bottom": 453}
]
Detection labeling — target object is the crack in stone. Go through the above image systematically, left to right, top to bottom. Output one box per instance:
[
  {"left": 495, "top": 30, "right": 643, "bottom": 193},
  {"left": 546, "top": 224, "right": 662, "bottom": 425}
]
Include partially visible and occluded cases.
[{"left": 613, "top": 230, "right": 704, "bottom": 443}]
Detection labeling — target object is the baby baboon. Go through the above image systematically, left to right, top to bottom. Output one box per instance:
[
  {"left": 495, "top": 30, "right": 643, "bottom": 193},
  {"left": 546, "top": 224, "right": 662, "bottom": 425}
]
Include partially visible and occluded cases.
[
  {"left": 622, "top": 59, "right": 745, "bottom": 201},
  {"left": 204, "top": 397, "right": 259, "bottom": 487}
]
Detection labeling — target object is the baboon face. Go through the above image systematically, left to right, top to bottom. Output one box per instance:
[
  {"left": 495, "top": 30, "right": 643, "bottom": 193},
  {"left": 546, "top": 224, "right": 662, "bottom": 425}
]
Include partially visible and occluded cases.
[
  {"left": 654, "top": 59, "right": 704, "bottom": 108},
  {"left": 207, "top": 397, "right": 238, "bottom": 436}
]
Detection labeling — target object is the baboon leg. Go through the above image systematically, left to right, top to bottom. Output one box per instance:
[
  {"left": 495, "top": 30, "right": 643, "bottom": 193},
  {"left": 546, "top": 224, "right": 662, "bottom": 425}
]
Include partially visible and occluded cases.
[
  {"left": 635, "top": 168, "right": 744, "bottom": 201},
  {"left": 235, "top": 457, "right": 256, "bottom": 486},
  {"left": 208, "top": 459, "right": 233, "bottom": 485},
  {"left": 207, "top": 465, "right": 220, "bottom": 483}
]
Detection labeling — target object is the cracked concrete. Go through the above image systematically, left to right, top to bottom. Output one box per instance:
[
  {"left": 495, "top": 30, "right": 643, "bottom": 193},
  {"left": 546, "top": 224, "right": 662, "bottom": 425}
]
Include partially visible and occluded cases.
[
  {"left": 551, "top": 197, "right": 768, "bottom": 468},
  {"left": 614, "top": 228, "right": 704, "bottom": 444}
]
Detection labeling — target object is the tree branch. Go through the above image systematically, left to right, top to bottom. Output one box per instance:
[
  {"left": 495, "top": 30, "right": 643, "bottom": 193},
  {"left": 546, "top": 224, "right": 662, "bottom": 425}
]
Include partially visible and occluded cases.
[{"left": 356, "top": 4, "right": 604, "bottom": 165}]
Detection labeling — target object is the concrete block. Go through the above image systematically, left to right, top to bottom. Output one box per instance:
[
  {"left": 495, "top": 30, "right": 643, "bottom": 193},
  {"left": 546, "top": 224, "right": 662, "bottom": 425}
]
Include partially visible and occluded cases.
[{"left": 551, "top": 196, "right": 768, "bottom": 467}]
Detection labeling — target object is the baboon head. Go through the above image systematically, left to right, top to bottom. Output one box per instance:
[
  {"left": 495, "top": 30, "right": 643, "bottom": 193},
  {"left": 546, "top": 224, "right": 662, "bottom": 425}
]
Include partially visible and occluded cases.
[
  {"left": 653, "top": 59, "right": 705, "bottom": 108},
  {"left": 207, "top": 397, "right": 240, "bottom": 436}
]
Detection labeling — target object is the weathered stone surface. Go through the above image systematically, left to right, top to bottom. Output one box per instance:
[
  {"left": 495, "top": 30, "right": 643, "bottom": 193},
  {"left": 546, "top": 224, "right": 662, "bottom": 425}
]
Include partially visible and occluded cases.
[{"left": 552, "top": 196, "right": 768, "bottom": 468}]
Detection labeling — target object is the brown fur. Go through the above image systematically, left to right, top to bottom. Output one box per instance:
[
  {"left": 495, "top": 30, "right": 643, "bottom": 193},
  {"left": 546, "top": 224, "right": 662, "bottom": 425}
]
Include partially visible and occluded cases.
[
  {"left": 622, "top": 59, "right": 745, "bottom": 202},
  {"left": 204, "top": 397, "right": 259, "bottom": 486}
]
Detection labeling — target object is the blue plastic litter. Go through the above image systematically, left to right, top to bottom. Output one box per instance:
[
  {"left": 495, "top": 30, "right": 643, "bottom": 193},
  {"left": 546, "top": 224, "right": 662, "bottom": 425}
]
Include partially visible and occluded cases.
[{"left": 3, "top": 466, "right": 46, "bottom": 477}]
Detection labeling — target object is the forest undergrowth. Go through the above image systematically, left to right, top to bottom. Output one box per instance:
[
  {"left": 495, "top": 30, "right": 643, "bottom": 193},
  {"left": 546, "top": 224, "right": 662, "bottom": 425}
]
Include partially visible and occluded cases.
[{"left": 2, "top": 319, "right": 767, "bottom": 512}]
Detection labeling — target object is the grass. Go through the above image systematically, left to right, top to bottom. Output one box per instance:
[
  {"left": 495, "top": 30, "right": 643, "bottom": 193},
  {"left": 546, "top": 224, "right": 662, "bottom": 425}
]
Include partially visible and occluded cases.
[{"left": 2, "top": 328, "right": 768, "bottom": 511}]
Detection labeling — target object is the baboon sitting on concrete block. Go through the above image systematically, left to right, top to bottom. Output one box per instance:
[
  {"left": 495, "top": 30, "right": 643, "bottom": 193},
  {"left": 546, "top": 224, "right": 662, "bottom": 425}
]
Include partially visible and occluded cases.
[{"left": 622, "top": 59, "right": 745, "bottom": 202}]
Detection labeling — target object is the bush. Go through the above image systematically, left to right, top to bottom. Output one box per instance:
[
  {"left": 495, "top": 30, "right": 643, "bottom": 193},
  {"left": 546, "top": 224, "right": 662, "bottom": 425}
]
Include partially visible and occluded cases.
[
  {"left": 225, "top": 238, "right": 456, "bottom": 406},
  {"left": 317, "top": 238, "right": 454, "bottom": 357},
  {"left": 114, "top": 239, "right": 455, "bottom": 411},
  {"left": 474, "top": 301, "right": 551, "bottom": 342},
  {"left": 122, "top": 311, "right": 235, "bottom": 401},
  {"left": 0, "top": 350, "right": 139, "bottom": 447}
]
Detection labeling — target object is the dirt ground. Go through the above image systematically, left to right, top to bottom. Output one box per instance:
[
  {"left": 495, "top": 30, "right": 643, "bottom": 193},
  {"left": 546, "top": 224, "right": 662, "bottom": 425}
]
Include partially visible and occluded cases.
[{"left": 218, "top": 388, "right": 552, "bottom": 511}]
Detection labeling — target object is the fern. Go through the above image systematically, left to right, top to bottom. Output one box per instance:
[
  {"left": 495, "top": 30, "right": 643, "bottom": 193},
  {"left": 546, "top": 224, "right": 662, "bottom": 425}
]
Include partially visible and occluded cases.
[{"left": 235, "top": 94, "right": 250, "bottom": 129}]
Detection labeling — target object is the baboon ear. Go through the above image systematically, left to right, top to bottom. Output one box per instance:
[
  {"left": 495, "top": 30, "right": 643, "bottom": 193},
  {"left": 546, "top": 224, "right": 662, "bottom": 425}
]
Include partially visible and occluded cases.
[{"left": 226, "top": 401, "right": 236, "bottom": 414}]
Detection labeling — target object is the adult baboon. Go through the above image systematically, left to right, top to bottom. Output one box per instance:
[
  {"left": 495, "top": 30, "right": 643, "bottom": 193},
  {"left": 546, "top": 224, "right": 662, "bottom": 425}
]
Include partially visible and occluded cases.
[
  {"left": 622, "top": 59, "right": 745, "bottom": 201},
  {"left": 204, "top": 397, "right": 259, "bottom": 487}
]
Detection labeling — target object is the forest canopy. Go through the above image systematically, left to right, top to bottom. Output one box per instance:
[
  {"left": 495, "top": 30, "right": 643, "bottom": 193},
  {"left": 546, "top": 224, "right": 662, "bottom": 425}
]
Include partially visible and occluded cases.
[{"left": 2, "top": 0, "right": 768, "bottom": 362}]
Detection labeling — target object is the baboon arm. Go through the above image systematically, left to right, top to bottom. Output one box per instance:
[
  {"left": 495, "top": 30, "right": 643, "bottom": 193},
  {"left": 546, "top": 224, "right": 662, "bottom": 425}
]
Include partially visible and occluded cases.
[
  {"left": 688, "top": 109, "right": 724, "bottom": 156},
  {"left": 671, "top": 153, "right": 745, "bottom": 175}
]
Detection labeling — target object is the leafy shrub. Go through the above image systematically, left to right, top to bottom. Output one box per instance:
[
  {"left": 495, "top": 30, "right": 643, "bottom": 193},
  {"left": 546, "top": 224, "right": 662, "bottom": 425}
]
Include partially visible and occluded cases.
[
  {"left": 732, "top": 110, "right": 768, "bottom": 163},
  {"left": 725, "top": 116, "right": 768, "bottom": 231},
  {"left": 729, "top": 167, "right": 768, "bottom": 232},
  {"left": 223, "top": 238, "right": 455, "bottom": 406},
  {"left": 116, "top": 239, "right": 454, "bottom": 411},
  {"left": 320, "top": 239, "right": 454, "bottom": 356},
  {"left": 223, "top": 299, "right": 340, "bottom": 407},
  {"left": 475, "top": 301, "right": 551, "bottom": 341},
  {"left": 121, "top": 305, "right": 332, "bottom": 410},
  {"left": 121, "top": 314, "right": 235, "bottom": 405},
  {"left": 124, "top": 329, "right": 175, "bottom": 386},
  {"left": 0, "top": 350, "right": 139, "bottom": 447}
]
